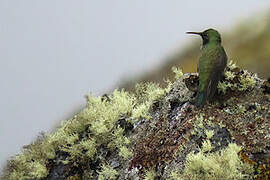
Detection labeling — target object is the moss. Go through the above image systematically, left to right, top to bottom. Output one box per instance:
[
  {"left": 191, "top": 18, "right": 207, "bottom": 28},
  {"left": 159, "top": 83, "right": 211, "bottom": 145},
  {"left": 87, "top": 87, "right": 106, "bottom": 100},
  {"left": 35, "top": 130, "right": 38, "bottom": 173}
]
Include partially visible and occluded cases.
[
  {"left": 3, "top": 60, "right": 268, "bottom": 179},
  {"left": 217, "top": 60, "right": 257, "bottom": 94},
  {"left": 227, "top": 60, "right": 237, "bottom": 70},
  {"left": 172, "top": 66, "right": 183, "bottom": 80},
  {"left": 224, "top": 70, "right": 235, "bottom": 80},
  {"left": 238, "top": 71, "right": 256, "bottom": 91},
  {"left": 164, "top": 78, "right": 174, "bottom": 93},
  {"left": 3, "top": 80, "right": 170, "bottom": 179},
  {"left": 217, "top": 81, "right": 233, "bottom": 94},
  {"left": 132, "top": 82, "right": 167, "bottom": 119},
  {"left": 3, "top": 89, "right": 136, "bottom": 179},
  {"left": 83, "top": 89, "right": 135, "bottom": 136},
  {"left": 132, "top": 103, "right": 151, "bottom": 119},
  {"left": 223, "top": 103, "right": 248, "bottom": 115},
  {"left": 236, "top": 104, "right": 246, "bottom": 114},
  {"left": 195, "top": 114, "right": 204, "bottom": 129},
  {"left": 107, "top": 127, "right": 130, "bottom": 149},
  {"left": 205, "top": 130, "right": 214, "bottom": 139},
  {"left": 3, "top": 134, "right": 55, "bottom": 180},
  {"left": 62, "top": 139, "right": 97, "bottom": 162},
  {"left": 80, "top": 139, "right": 97, "bottom": 158},
  {"left": 201, "top": 140, "right": 213, "bottom": 153},
  {"left": 180, "top": 143, "right": 254, "bottom": 180},
  {"left": 119, "top": 146, "right": 133, "bottom": 159},
  {"left": 6, "top": 154, "right": 48, "bottom": 180},
  {"left": 28, "top": 161, "right": 48, "bottom": 178},
  {"left": 97, "top": 164, "right": 118, "bottom": 180},
  {"left": 144, "top": 169, "right": 156, "bottom": 180},
  {"left": 169, "top": 171, "right": 181, "bottom": 180},
  {"left": 67, "top": 174, "right": 81, "bottom": 180}
]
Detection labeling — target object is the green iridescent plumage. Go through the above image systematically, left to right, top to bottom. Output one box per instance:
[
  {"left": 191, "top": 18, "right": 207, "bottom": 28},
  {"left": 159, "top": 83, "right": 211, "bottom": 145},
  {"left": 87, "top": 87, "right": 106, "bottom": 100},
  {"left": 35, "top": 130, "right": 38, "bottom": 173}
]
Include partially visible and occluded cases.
[{"left": 187, "top": 29, "right": 227, "bottom": 107}]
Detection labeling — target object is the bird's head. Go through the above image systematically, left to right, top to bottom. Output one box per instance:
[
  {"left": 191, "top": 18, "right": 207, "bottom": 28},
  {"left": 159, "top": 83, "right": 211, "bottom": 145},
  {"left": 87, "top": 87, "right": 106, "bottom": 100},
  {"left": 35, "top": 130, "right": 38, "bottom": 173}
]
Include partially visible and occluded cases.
[{"left": 186, "top": 28, "right": 221, "bottom": 46}]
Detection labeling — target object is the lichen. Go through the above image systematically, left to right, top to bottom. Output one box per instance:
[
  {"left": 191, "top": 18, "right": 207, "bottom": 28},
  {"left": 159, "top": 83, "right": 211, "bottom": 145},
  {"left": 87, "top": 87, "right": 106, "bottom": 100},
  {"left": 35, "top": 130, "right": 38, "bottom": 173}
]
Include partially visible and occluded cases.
[
  {"left": 218, "top": 60, "right": 257, "bottom": 94},
  {"left": 227, "top": 60, "right": 237, "bottom": 70},
  {"left": 2, "top": 61, "right": 269, "bottom": 179},
  {"left": 172, "top": 66, "right": 184, "bottom": 80},
  {"left": 238, "top": 71, "right": 257, "bottom": 91},
  {"left": 2, "top": 80, "right": 171, "bottom": 179},
  {"left": 132, "top": 82, "right": 167, "bottom": 119},
  {"left": 107, "top": 127, "right": 130, "bottom": 149},
  {"left": 205, "top": 130, "right": 214, "bottom": 139},
  {"left": 201, "top": 140, "right": 213, "bottom": 152},
  {"left": 180, "top": 143, "right": 254, "bottom": 180},
  {"left": 119, "top": 146, "right": 133, "bottom": 159},
  {"left": 6, "top": 153, "right": 49, "bottom": 180},
  {"left": 97, "top": 164, "right": 118, "bottom": 180},
  {"left": 144, "top": 169, "right": 156, "bottom": 180},
  {"left": 169, "top": 171, "right": 182, "bottom": 180}
]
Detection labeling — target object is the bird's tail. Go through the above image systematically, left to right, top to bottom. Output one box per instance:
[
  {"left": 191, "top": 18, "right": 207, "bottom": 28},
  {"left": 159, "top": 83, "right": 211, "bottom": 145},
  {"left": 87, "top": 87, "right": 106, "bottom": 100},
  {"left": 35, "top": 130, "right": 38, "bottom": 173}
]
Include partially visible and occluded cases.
[{"left": 196, "top": 91, "right": 207, "bottom": 108}]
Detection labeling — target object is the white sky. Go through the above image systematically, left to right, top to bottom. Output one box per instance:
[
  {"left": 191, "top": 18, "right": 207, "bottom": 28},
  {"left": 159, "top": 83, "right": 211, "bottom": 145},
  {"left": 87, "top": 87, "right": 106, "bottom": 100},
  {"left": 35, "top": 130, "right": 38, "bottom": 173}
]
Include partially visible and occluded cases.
[{"left": 1, "top": 0, "right": 270, "bottom": 172}]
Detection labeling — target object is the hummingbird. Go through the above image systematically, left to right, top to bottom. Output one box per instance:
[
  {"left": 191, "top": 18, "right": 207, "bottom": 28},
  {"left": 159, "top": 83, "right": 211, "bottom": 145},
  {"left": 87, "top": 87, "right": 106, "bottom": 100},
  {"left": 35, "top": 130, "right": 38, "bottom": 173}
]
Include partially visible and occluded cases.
[{"left": 186, "top": 28, "right": 227, "bottom": 107}]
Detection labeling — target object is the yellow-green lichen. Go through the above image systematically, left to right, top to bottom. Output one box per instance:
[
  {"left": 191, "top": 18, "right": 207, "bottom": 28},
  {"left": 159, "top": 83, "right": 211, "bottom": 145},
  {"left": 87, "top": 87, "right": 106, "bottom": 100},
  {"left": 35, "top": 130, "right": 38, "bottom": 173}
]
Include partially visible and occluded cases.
[
  {"left": 218, "top": 60, "right": 257, "bottom": 94},
  {"left": 227, "top": 60, "right": 237, "bottom": 70},
  {"left": 4, "top": 63, "right": 264, "bottom": 180},
  {"left": 172, "top": 66, "right": 183, "bottom": 80},
  {"left": 224, "top": 70, "right": 235, "bottom": 80},
  {"left": 238, "top": 71, "right": 257, "bottom": 91},
  {"left": 164, "top": 78, "right": 174, "bottom": 93},
  {"left": 3, "top": 81, "right": 170, "bottom": 179},
  {"left": 132, "top": 82, "right": 167, "bottom": 119},
  {"left": 83, "top": 90, "right": 135, "bottom": 136},
  {"left": 132, "top": 103, "right": 151, "bottom": 119},
  {"left": 237, "top": 104, "right": 246, "bottom": 114},
  {"left": 195, "top": 114, "right": 204, "bottom": 129},
  {"left": 107, "top": 127, "right": 130, "bottom": 149},
  {"left": 205, "top": 130, "right": 214, "bottom": 139},
  {"left": 3, "top": 134, "right": 56, "bottom": 180},
  {"left": 62, "top": 139, "right": 97, "bottom": 162},
  {"left": 201, "top": 140, "right": 213, "bottom": 153},
  {"left": 180, "top": 143, "right": 254, "bottom": 180},
  {"left": 119, "top": 146, "right": 133, "bottom": 159},
  {"left": 6, "top": 154, "right": 48, "bottom": 180},
  {"left": 28, "top": 161, "right": 48, "bottom": 179},
  {"left": 97, "top": 164, "right": 118, "bottom": 180},
  {"left": 144, "top": 169, "right": 156, "bottom": 180},
  {"left": 169, "top": 170, "right": 182, "bottom": 180}
]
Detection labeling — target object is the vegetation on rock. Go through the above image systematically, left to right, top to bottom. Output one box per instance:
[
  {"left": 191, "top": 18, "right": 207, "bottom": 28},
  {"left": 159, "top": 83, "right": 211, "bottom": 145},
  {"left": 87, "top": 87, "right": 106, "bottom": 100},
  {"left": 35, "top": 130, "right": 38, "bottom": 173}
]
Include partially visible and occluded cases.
[{"left": 2, "top": 61, "right": 269, "bottom": 179}]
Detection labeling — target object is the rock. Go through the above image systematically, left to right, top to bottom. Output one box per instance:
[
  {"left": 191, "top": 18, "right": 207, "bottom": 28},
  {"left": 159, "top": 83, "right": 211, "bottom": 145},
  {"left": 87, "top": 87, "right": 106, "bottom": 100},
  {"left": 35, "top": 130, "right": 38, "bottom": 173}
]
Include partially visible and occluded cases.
[{"left": 2, "top": 68, "right": 270, "bottom": 180}]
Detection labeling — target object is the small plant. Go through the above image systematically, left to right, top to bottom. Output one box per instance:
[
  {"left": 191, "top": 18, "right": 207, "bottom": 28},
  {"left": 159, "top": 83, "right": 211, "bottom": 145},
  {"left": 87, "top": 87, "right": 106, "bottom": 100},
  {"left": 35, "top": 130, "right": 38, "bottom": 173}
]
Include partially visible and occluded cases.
[
  {"left": 218, "top": 60, "right": 257, "bottom": 94},
  {"left": 172, "top": 66, "right": 183, "bottom": 80},
  {"left": 180, "top": 143, "right": 254, "bottom": 180},
  {"left": 119, "top": 146, "right": 133, "bottom": 159},
  {"left": 98, "top": 164, "right": 118, "bottom": 180},
  {"left": 144, "top": 169, "right": 156, "bottom": 180}
]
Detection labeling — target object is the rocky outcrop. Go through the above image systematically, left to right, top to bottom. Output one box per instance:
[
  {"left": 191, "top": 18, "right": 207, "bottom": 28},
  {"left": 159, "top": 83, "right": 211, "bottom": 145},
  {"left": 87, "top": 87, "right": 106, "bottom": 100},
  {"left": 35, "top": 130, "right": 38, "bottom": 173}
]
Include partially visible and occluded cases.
[{"left": 2, "top": 62, "right": 270, "bottom": 180}]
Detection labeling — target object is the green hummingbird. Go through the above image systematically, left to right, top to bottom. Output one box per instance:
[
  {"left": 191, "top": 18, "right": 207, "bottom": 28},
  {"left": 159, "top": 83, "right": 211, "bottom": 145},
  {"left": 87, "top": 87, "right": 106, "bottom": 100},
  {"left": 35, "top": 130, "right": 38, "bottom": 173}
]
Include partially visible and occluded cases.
[{"left": 187, "top": 28, "right": 227, "bottom": 107}]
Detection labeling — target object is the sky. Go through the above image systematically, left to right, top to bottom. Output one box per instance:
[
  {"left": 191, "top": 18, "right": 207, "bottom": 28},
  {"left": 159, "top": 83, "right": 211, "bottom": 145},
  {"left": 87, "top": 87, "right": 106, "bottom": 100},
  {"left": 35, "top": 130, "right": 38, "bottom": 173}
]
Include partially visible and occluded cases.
[{"left": 1, "top": 0, "right": 270, "bottom": 173}]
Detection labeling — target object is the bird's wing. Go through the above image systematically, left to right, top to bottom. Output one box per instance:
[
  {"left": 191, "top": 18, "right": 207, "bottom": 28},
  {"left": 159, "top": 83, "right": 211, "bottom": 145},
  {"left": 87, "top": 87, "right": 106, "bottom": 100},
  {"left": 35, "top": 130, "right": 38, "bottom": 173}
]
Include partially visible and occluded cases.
[
  {"left": 198, "top": 46, "right": 219, "bottom": 92},
  {"left": 207, "top": 47, "right": 227, "bottom": 99}
]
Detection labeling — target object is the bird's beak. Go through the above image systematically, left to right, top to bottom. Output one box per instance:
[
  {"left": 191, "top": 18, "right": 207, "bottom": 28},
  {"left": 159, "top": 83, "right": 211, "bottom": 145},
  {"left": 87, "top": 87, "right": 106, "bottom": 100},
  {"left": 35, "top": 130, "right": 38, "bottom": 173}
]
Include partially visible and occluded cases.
[{"left": 186, "top": 31, "right": 202, "bottom": 36}]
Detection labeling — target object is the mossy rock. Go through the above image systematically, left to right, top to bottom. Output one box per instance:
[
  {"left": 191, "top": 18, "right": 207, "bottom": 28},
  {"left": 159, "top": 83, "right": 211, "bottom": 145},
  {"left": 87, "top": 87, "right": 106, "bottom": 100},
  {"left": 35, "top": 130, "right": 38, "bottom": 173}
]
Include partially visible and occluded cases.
[{"left": 2, "top": 63, "right": 270, "bottom": 180}]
